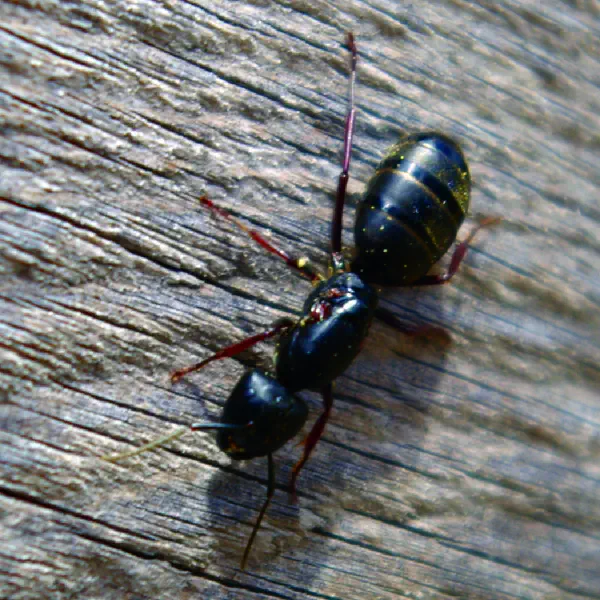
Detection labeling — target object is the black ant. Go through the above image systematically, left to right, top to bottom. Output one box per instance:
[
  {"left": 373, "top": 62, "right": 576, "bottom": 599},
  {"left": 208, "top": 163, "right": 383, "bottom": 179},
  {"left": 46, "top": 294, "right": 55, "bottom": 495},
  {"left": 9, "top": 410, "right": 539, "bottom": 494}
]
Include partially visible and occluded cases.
[{"left": 103, "top": 33, "right": 497, "bottom": 569}]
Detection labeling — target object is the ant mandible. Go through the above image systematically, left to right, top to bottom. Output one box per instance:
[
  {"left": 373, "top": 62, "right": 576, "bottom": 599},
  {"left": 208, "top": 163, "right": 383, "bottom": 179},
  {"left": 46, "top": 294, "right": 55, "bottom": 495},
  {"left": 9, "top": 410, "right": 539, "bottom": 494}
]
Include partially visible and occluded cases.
[{"left": 103, "top": 33, "right": 497, "bottom": 569}]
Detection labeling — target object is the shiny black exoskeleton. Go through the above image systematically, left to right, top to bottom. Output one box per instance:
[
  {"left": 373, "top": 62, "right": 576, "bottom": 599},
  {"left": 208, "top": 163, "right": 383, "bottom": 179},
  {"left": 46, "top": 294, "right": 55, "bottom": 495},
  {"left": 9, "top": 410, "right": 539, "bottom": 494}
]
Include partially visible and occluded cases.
[
  {"left": 104, "top": 34, "right": 495, "bottom": 571},
  {"left": 353, "top": 132, "right": 471, "bottom": 286},
  {"left": 276, "top": 272, "right": 378, "bottom": 391},
  {"left": 217, "top": 370, "right": 308, "bottom": 460}
]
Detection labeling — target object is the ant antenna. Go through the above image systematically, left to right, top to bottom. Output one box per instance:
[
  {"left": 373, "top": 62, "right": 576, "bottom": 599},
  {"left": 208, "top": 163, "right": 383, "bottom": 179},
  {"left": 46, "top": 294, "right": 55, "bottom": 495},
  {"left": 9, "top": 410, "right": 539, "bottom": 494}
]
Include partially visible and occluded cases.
[{"left": 101, "top": 422, "right": 249, "bottom": 463}]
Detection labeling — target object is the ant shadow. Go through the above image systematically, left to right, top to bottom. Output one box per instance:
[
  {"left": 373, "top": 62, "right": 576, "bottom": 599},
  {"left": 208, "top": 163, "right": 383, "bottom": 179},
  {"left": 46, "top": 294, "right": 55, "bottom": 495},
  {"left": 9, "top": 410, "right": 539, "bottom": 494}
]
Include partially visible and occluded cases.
[{"left": 176, "top": 285, "right": 454, "bottom": 577}]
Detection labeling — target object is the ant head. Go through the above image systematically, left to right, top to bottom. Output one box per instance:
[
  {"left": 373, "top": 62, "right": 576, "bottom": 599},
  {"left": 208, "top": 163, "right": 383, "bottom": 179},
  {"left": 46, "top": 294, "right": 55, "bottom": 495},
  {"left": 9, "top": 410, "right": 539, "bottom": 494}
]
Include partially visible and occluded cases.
[{"left": 216, "top": 369, "right": 308, "bottom": 460}]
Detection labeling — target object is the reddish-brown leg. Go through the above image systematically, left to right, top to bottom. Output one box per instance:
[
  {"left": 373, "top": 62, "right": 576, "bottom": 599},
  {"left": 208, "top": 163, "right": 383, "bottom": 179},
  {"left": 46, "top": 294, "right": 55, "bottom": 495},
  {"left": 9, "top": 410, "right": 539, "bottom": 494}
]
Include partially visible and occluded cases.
[
  {"left": 330, "top": 32, "right": 358, "bottom": 271},
  {"left": 199, "top": 196, "right": 323, "bottom": 284},
  {"left": 413, "top": 217, "right": 501, "bottom": 286},
  {"left": 171, "top": 318, "right": 293, "bottom": 383},
  {"left": 290, "top": 382, "right": 334, "bottom": 501},
  {"left": 240, "top": 453, "right": 275, "bottom": 570}
]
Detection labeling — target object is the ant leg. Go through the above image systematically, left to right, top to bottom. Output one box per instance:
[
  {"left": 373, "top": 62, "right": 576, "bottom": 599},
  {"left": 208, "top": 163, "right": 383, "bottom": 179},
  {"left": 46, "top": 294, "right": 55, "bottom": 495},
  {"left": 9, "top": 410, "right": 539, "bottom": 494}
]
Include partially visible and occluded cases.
[
  {"left": 331, "top": 32, "right": 358, "bottom": 271},
  {"left": 199, "top": 196, "right": 324, "bottom": 284},
  {"left": 412, "top": 217, "right": 501, "bottom": 286},
  {"left": 375, "top": 306, "right": 452, "bottom": 346},
  {"left": 171, "top": 318, "right": 294, "bottom": 383},
  {"left": 290, "top": 382, "right": 333, "bottom": 501},
  {"left": 241, "top": 452, "right": 275, "bottom": 570}
]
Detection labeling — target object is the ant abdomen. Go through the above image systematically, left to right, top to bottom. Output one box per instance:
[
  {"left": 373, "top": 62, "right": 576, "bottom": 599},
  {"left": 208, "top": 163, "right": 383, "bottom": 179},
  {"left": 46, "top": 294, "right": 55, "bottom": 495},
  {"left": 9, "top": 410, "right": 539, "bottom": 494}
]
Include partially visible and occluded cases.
[{"left": 353, "top": 132, "right": 471, "bottom": 286}]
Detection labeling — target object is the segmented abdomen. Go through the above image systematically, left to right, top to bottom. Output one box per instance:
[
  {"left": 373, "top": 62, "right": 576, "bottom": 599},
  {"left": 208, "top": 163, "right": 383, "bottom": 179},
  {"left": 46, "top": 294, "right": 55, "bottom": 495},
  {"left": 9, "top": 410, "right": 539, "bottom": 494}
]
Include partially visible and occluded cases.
[{"left": 353, "top": 132, "right": 471, "bottom": 285}]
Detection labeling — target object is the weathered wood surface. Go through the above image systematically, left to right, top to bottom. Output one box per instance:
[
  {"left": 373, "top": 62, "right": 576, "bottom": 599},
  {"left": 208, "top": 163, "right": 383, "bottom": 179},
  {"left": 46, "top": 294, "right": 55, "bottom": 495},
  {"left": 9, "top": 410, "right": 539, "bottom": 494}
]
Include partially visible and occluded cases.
[{"left": 1, "top": 1, "right": 599, "bottom": 598}]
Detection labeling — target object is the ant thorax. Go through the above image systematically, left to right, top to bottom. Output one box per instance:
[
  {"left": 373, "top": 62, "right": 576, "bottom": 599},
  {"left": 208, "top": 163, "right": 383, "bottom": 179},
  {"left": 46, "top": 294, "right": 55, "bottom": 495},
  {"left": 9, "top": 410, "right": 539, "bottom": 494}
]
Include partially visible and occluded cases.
[{"left": 275, "top": 272, "right": 378, "bottom": 392}]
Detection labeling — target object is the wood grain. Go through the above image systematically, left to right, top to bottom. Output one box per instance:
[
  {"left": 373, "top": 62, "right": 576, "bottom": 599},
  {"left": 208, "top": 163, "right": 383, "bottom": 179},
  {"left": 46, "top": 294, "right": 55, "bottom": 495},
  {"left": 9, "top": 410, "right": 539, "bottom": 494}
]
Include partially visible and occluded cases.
[{"left": 1, "top": 1, "right": 599, "bottom": 598}]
